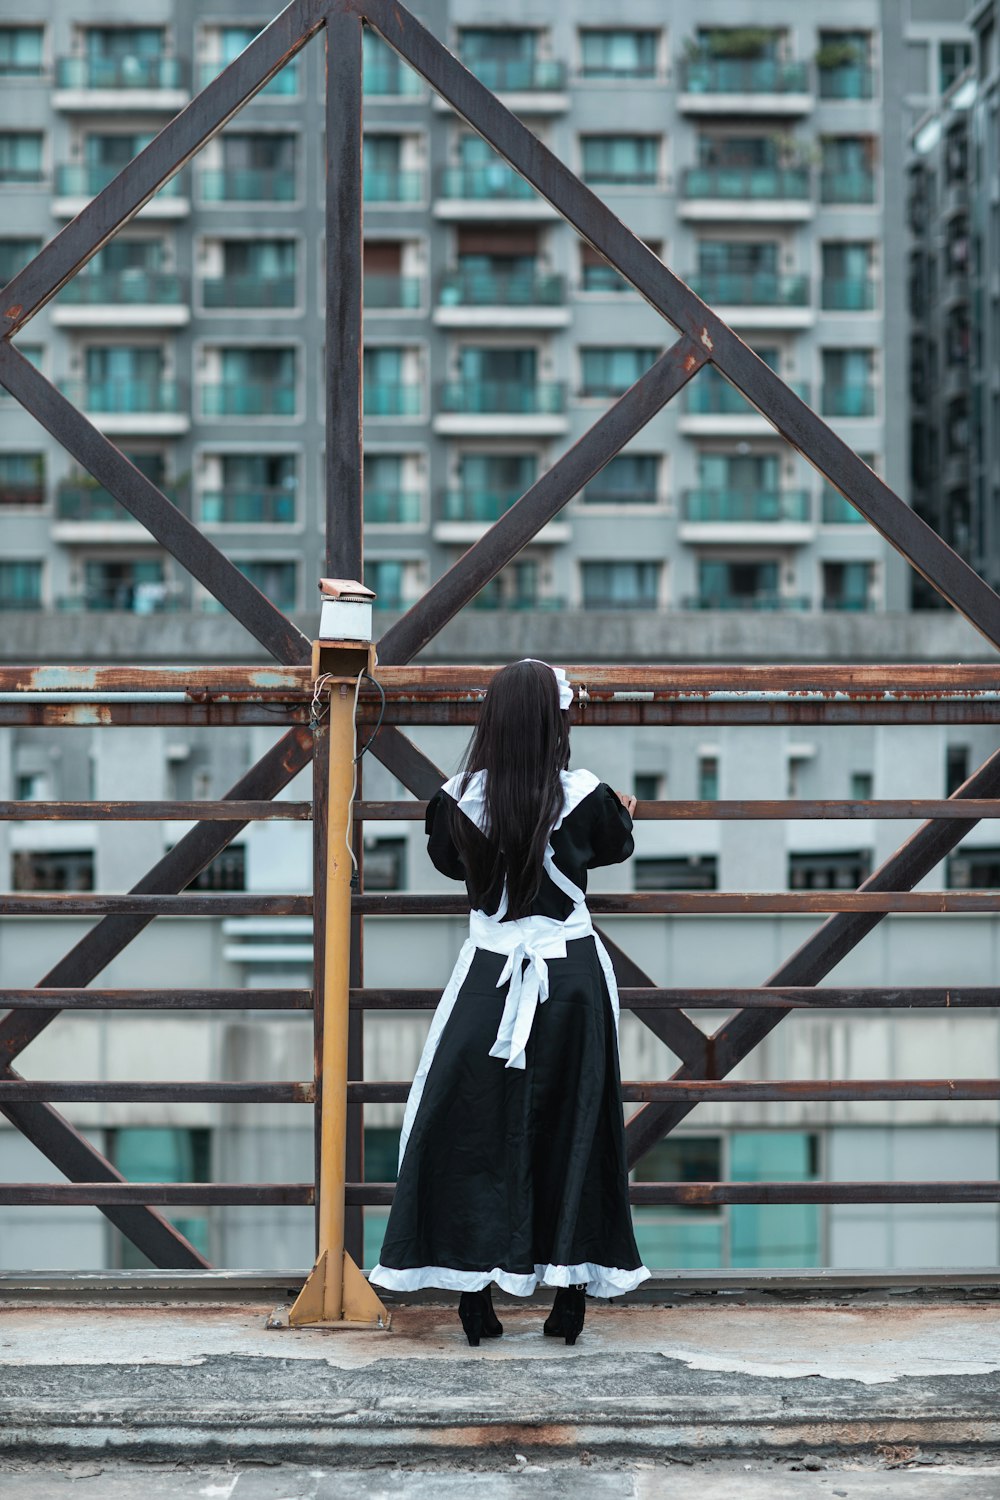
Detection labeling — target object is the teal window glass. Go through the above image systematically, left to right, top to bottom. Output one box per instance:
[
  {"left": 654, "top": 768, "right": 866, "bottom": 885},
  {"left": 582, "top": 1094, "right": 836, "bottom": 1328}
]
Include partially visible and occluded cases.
[
  {"left": 219, "top": 25, "right": 299, "bottom": 93},
  {"left": 0, "top": 27, "right": 43, "bottom": 75},
  {"left": 580, "top": 30, "right": 657, "bottom": 79},
  {"left": 0, "top": 132, "right": 43, "bottom": 182},
  {"left": 580, "top": 135, "right": 658, "bottom": 186},
  {"left": 0, "top": 237, "right": 41, "bottom": 284},
  {"left": 580, "top": 347, "right": 659, "bottom": 397},
  {"left": 583, "top": 454, "right": 658, "bottom": 504},
  {"left": 0, "top": 559, "right": 42, "bottom": 607},
  {"left": 365, "top": 559, "right": 405, "bottom": 609},
  {"left": 581, "top": 561, "right": 659, "bottom": 609},
  {"left": 111, "top": 1128, "right": 210, "bottom": 1267},
  {"left": 730, "top": 1133, "right": 820, "bottom": 1268},
  {"left": 632, "top": 1136, "right": 724, "bottom": 1269}
]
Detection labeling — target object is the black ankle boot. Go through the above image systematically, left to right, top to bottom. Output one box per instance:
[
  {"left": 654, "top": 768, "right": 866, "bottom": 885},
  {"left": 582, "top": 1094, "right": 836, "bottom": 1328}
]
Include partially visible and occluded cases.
[
  {"left": 543, "top": 1284, "right": 586, "bottom": 1345},
  {"left": 458, "top": 1287, "right": 503, "bottom": 1346}
]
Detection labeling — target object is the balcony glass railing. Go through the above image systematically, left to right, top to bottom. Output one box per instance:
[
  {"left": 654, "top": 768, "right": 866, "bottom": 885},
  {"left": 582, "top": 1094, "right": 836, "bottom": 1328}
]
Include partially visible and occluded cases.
[
  {"left": 56, "top": 56, "right": 186, "bottom": 90},
  {"left": 461, "top": 58, "right": 566, "bottom": 91},
  {"left": 680, "top": 58, "right": 810, "bottom": 94},
  {"left": 363, "top": 60, "right": 423, "bottom": 96},
  {"left": 197, "top": 61, "right": 298, "bottom": 94},
  {"left": 817, "top": 65, "right": 875, "bottom": 100},
  {"left": 57, "top": 164, "right": 184, "bottom": 197},
  {"left": 439, "top": 166, "right": 534, "bottom": 201},
  {"left": 682, "top": 166, "right": 810, "bottom": 200},
  {"left": 199, "top": 168, "right": 295, "bottom": 202},
  {"left": 364, "top": 169, "right": 423, "bottom": 203},
  {"left": 819, "top": 171, "right": 876, "bottom": 204},
  {"left": 59, "top": 269, "right": 183, "bottom": 305},
  {"left": 439, "top": 269, "right": 564, "bottom": 306},
  {"left": 686, "top": 271, "right": 808, "bottom": 305},
  {"left": 201, "top": 275, "right": 296, "bottom": 308},
  {"left": 364, "top": 275, "right": 422, "bottom": 309},
  {"left": 820, "top": 276, "right": 876, "bottom": 311},
  {"left": 685, "top": 376, "right": 809, "bottom": 414},
  {"left": 61, "top": 378, "right": 183, "bottom": 414},
  {"left": 439, "top": 380, "right": 565, "bottom": 415},
  {"left": 201, "top": 382, "right": 296, "bottom": 418},
  {"left": 362, "top": 382, "right": 423, "bottom": 417},
  {"left": 821, "top": 382, "right": 876, "bottom": 417},
  {"left": 0, "top": 482, "right": 44, "bottom": 507},
  {"left": 57, "top": 482, "right": 178, "bottom": 520},
  {"left": 582, "top": 487, "right": 658, "bottom": 505},
  {"left": 200, "top": 488, "right": 296, "bottom": 524},
  {"left": 443, "top": 489, "right": 521, "bottom": 522},
  {"left": 682, "top": 489, "right": 812, "bottom": 523},
  {"left": 364, "top": 490, "right": 423, "bottom": 524},
  {"left": 821, "top": 490, "right": 866, "bottom": 524},
  {"left": 56, "top": 590, "right": 180, "bottom": 613},
  {"left": 470, "top": 592, "right": 565, "bottom": 611},
  {"left": 581, "top": 593, "right": 658, "bottom": 611},
  {"left": 683, "top": 593, "right": 812, "bottom": 611},
  {"left": 822, "top": 594, "right": 873, "bottom": 612},
  {"left": 0, "top": 596, "right": 42, "bottom": 610}
]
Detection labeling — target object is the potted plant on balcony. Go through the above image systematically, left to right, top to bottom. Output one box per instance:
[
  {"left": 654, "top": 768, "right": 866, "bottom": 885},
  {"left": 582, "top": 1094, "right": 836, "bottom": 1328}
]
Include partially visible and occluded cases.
[
  {"left": 683, "top": 29, "right": 778, "bottom": 60},
  {"left": 814, "top": 39, "right": 863, "bottom": 71}
]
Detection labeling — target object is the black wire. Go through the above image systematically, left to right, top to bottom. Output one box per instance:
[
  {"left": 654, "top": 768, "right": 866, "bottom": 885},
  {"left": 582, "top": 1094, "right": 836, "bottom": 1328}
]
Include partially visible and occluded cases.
[{"left": 354, "top": 671, "right": 386, "bottom": 762}]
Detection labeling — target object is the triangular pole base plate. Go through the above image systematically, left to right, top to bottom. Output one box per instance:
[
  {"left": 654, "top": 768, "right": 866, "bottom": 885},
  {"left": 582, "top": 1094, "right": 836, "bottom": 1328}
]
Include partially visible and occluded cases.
[{"left": 287, "top": 1248, "right": 390, "bottom": 1329}]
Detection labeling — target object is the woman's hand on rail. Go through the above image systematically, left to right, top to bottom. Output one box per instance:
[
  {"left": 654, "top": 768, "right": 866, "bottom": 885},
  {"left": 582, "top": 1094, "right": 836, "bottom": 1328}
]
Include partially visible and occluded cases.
[{"left": 615, "top": 790, "right": 637, "bottom": 816}]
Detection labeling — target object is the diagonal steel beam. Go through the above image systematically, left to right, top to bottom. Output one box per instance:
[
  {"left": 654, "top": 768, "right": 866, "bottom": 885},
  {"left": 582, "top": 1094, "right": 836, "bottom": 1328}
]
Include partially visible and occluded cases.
[
  {"left": 0, "top": 0, "right": 328, "bottom": 336},
  {"left": 360, "top": 0, "right": 1000, "bottom": 647},
  {"left": 377, "top": 338, "right": 705, "bottom": 664},
  {"left": 0, "top": 346, "right": 311, "bottom": 664},
  {"left": 623, "top": 747, "right": 1000, "bottom": 1166}
]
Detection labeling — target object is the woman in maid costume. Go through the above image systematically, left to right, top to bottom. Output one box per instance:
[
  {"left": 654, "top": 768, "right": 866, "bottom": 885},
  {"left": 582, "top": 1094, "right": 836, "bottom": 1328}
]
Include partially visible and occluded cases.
[{"left": 369, "top": 658, "right": 650, "bottom": 1345}]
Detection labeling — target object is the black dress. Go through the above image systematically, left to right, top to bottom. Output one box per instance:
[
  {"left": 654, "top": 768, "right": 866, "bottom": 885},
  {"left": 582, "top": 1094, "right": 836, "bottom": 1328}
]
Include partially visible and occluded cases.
[{"left": 370, "top": 767, "right": 650, "bottom": 1298}]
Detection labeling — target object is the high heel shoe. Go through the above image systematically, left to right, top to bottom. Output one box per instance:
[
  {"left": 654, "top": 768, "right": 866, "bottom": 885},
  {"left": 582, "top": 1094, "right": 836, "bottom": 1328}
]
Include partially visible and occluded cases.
[
  {"left": 543, "top": 1284, "right": 586, "bottom": 1345},
  {"left": 458, "top": 1287, "right": 503, "bottom": 1347}
]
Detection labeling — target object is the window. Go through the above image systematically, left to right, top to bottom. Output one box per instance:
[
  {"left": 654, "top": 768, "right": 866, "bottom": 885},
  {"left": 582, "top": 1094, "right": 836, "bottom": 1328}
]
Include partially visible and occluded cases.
[
  {"left": 211, "top": 25, "right": 299, "bottom": 94},
  {"left": 0, "top": 27, "right": 43, "bottom": 76},
  {"left": 457, "top": 28, "right": 549, "bottom": 91},
  {"left": 362, "top": 30, "right": 420, "bottom": 96},
  {"left": 579, "top": 30, "right": 658, "bottom": 80},
  {"left": 817, "top": 31, "right": 873, "bottom": 99},
  {"left": 939, "top": 41, "right": 972, "bottom": 94},
  {"left": 0, "top": 132, "right": 43, "bottom": 183},
  {"left": 203, "top": 133, "right": 297, "bottom": 202},
  {"left": 363, "top": 134, "right": 421, "bottom": 203},
  {"left": 580, "top": 135, "right": 659, "bottom": 187},
  {"left": 820, "top": 136, "right": 877, "bottom": 203},
  {"left": 0, "top": 237, "right": 40, "bottom": 285},
  {"left": 202, "top": 239, "right": 297, "bottom": 310},
  {"left": 821, "top": 242, "right": 875, "bottom": 311},
  {"left": 363, "top": 345, "right": 422, "bottom": 417},
  {"left": 203, "top": 346, "right": 297, "bottom": 419},
  {"left": 579, "top": 347, "right": 659, "bottom": 398},
  {"left": 821, "top": 348, "right": 876, "bottom": 417},
  {"left": 448, "top": 452, "right": 535, "bottom": 522},
  {"left": 0, "top": 453, "right": 44, "bottom": 506},
  {"left": 200, "top": 453, "right": 297, "bottom": 526},
  {"left": 364, "top": 453, "right": 422, "bottom": 525},
  {"left": 583, "top": 454, "right": 659, "bottom": 505},
  {"left": 80, "top": 558, "right": 168, "bottom": 613},
  {"left": 365, "top": 558, "right": 425, "bottom": 610},
  {"left": 0, "top": 559, "right": 42, "bottom": 608},
  {"left": 234, "top": 559, "right": 297, "bottom": 610},
  {"left": 695, "top": 559, "right": 782, "bottom": 610},
  {"left": 580, "top": 561, "right": 660, "bottom": 610},
  {"left": 822, "top": 561, "right": 874, "bottom": 611},
  {"left": 946, "top": 746, "right": 969, "bottom": 796},
  {"left": 697, "top": 756, "right": 718, "bottom": 800},
  {"left": 15, "top": 772, "right": 50, "bottom": 801},
  {"left": 849, "top": 772, "right": 873, "bottom": 800},
  {"left": 633, "top": 773, "right": 662, "bottom": 801},
  {"left": 364, "top": 836, "right": 406, "bottom": 890},
  {"left": 189, "top": 846, "right": 245, "bottom": 891},
  {"left": 948, "top": 847, "right": 1000, "bottom": 889},
  {"left": 12, "top": 849, "right": 94, "bottom": 891},
  {"left": 788, "top": 850, "right": 870, "bottom": 889},
  {"left": 635, "top": 856, "right": 717, "bottom": 891},
  {"left": 108, "top": 1129, "right": 210, "bottom": 1267},
  {"left": 729, "top": 1133, "right": 820, "bottom": 1269},
  {"left": 631, "top": 1137, "right": 723, "bottom": 1266}
]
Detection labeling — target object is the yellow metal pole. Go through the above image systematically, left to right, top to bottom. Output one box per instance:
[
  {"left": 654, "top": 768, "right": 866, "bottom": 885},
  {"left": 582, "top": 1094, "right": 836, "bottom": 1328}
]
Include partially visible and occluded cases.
[{"left": 290, "top": 652, "right": 387, "bottom": 1328}]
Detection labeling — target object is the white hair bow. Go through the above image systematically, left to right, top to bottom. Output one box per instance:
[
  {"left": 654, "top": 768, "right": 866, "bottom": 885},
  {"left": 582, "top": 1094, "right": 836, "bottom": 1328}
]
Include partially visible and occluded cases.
[{"left": 520, "top": 658, "right": 574, "bottom": 710}]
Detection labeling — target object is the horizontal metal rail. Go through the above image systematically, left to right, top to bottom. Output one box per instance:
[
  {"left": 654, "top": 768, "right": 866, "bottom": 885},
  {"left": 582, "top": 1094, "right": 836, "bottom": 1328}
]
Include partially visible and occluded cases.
[
  {"left": 3, "top": 798, "right": 1000, "bottom": 821},
  {"left": 0, "top": 895, "right": 314, "bottom": 916},
  {"left": 351, "top": 986, "right": 1000, "bottom": 1010},
  {"left": 0, "top": 989, "right": 312, "bottom": 1009},
  {"left": 345, "top": 1080, "right": 1000, "bottom": 1105},
  {"left": 0, "top": 1082, "right": 313, "bottom": 1103},
  {"left": 4, "top": 1181, "right": 1000, "bottom": 1207}
]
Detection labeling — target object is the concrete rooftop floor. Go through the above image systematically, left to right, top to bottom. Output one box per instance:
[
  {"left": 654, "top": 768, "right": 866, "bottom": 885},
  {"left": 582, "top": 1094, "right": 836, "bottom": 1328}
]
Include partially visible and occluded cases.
[{"left": 4, "top": 1279, "right": 1000, "bottom": 1482}]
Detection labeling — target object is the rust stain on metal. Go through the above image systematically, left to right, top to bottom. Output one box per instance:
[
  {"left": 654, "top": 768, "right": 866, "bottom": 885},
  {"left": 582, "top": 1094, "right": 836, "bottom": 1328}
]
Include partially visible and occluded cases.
[
  {"left": 4, "top": 304, "right": 22, "bottom": 319},
  {"left": 700, "top": 327, "right": 714, "bottom": 351},
  {"left": 683, "top": 352, "right": 698, "bottom": 372}
]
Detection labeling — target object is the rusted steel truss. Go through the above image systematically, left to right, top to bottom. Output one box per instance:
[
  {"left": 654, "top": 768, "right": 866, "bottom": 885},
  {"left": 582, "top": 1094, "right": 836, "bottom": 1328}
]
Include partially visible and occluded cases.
[{"left": 1, "top": 0, "right": 999, "bottom": 1265}]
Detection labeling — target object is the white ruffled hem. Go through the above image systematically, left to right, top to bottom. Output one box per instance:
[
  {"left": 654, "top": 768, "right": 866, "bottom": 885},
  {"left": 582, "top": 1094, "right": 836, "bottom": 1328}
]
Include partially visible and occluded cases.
[{"left": 369, "top": 1261, "right": 651, "bottom": 1300}]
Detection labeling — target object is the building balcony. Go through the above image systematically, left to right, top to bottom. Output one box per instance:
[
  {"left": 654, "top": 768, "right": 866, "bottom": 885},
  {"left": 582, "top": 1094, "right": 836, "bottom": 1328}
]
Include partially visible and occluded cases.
[
  {"left": 54, "top": 55, "right": 189, "bottom": 110},
  {"left": 434, "top": 58, "right": 568, "bottom": 112},
  {"left": 678, "top": 58, "right": 812, "bottom": 113},
  {"left": 363, "top": 59, "right": 423, "bottom": 97},
  {"left": 197, "top": 61, "right": 299, "bottom": 95},
  {"left": 817, "top": 65, "right": 876, "bottom": 100},
  {"left": 54, "top": 164, "right": 189, "bottom": 218},
  {"left": 434, "top": 167, "right": 558, "bottom": 221},
  {"left": 680, "top": 167, "right": 812, "bottom": 222},
  {"left": 198, "top": 168, "right": 296, "bottom": 204},
  {"left": 364, "top": 169, "right": 423, "bottom": 204},
  {"left": 819, "top": 172, "right": 876, "bottom": 205},
  {"left": 52, "top": 269, "right": 188, "bottom": 326},
  {"left": 435, "top": 269, "right": 569, "bottom": 327},
  {"left": 685, "top": 270, "right": 812, "bottom": 327},
  {"left": 201, "top": 274, "right": 296, "bottom": 310},
  {"left": 364, "top": 275, "right": 423, "bottom": 311},
  {"left": 820, "top": 276, "right": 876, "bottom": 312},
  {"left": 678, "top": 376, "right": 809, "bottom": 435},
  {"left": 60, "top": 378, "right": 190, "bottom": 435},
  {"left": 434, "top": 380, "right": 568, "bottom": 436},
  {"left": 201, "top": 382, "right": 297, "bottom": 419},
  {"left": 363, "top": 382, "right": 423, "bottom": 418},
  {"left": 820, "top": 383, "right": 876, "bottom": 418},
  {"left": 51, "top": 480, "right": 176, "bottom": 540},
  {"left": 0, "top": 481, "right": 44, "bottom": 508},
  {"left": 581, "top": 486, "right": 660, "bottom": 507},
  {"left": 199, "top": 488, "right": 297, "bottom": 525},
  {"left": 434, "top": 488, "right": 570, "bottom": 544},
  {"left": 679, "top": 488, "right": 814, "bottom": 544},
  {"left": 364, "top": 490, "right": 423, "bottom": 525},
  {"left": 821, "top": 490, "right": 866, "bottom": 524},
  {"left": 56, "top": 590, "right": 181, "bottom": 614},
  {"left": 469, "top": 590, "right": 566, "bottom": 611},
  {"left": 682, "top": 593, "right": 812, "bottom": 611}
]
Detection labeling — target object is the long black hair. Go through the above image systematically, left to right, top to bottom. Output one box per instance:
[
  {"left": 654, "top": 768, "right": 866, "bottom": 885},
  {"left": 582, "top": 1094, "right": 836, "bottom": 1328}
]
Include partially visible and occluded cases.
[{"left": 451, "top": 659, "right": 571, "bottom": 919}]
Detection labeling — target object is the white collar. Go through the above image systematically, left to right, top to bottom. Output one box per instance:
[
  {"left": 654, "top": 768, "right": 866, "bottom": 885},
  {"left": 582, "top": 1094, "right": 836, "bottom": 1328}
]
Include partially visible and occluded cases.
[{"left": 441, "top": 767, "right": 599, "bottom": 836}]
